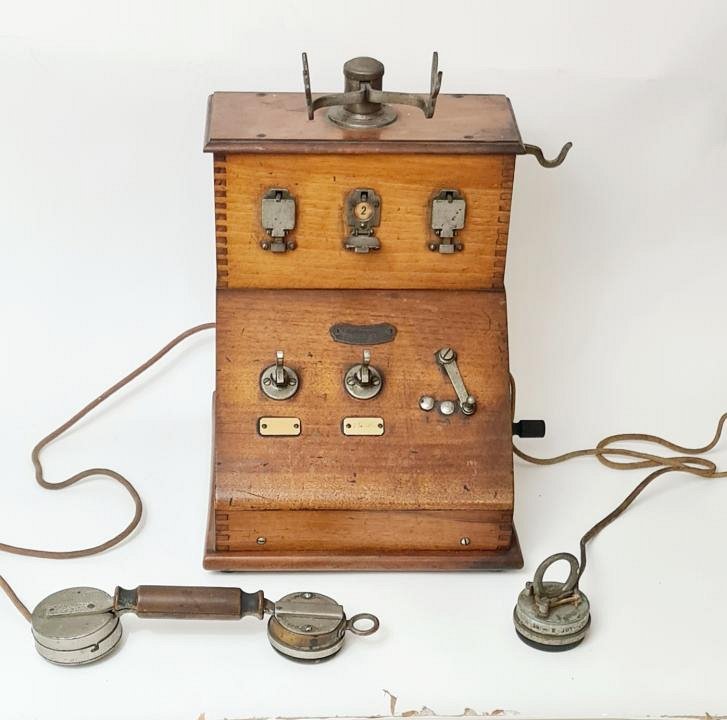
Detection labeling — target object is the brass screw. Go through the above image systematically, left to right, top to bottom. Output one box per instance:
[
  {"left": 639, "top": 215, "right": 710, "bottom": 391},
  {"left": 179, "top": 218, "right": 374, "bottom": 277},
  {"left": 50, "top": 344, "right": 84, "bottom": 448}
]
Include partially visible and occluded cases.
[
  {"left": 256, "top": 537, "right": 266, "bottom": 545},
  {"left": 460, "top": 537, "right": 471, "bottom": 546}
]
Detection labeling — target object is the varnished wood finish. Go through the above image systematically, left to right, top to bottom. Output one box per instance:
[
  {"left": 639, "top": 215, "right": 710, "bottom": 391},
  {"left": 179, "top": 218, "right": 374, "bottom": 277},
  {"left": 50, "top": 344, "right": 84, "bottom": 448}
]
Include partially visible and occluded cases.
[
  {"left": 205, "top": 90, "right": 523, "bottom": 571},
  {"left": 205, "top": 93, "right": 524, "bottom": 155},
  {"left": 215, "top": 153, "right": 514, "bottom": 290},
  {"left": 207, "top": 288, "right": 518, "bottom": 569},
  {"left": 214, "top": 289, "right": 512, "bottom": 511},
  {"left": 213, "top": 510, "right": 512, "bottom": 552},
  {"left": 203, "top": 529, "right": 523, "bottom": 571}
]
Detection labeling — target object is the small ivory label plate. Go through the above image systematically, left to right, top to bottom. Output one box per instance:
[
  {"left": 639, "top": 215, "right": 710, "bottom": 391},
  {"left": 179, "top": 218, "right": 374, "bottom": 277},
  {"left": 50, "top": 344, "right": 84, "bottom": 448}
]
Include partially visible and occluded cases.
[
  {"left": 258, "top": 417, "right": 301, "bottom": 436},
  {"left": 342, "top": 417, "right": 385, "bottom": 436}
]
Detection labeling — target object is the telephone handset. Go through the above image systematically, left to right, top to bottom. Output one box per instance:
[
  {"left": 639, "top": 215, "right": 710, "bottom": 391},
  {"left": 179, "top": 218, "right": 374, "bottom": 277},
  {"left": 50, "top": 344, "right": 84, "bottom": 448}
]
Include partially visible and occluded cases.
[{"left": 31, "top": 584, "right": 378, "bottom": 665}]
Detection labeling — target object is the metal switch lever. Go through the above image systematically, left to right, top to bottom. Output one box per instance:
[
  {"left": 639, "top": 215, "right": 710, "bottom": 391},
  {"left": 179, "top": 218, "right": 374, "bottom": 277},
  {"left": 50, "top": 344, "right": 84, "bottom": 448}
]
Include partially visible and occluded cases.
[
  {"left": 434, "top": 347, "right": 476, "bottom": 415},
  {"left": 344, "top": 349, "right": 383, "bottom": 399},
  {"left": 260, "top": 350, "right": 299, "bottom": 400}
]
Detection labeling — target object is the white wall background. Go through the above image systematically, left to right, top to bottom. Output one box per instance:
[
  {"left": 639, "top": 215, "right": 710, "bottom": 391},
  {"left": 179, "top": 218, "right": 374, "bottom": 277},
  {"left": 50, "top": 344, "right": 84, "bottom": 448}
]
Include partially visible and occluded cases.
[{"left": 1, "top": 1, "right": 726, "bottom": 718}]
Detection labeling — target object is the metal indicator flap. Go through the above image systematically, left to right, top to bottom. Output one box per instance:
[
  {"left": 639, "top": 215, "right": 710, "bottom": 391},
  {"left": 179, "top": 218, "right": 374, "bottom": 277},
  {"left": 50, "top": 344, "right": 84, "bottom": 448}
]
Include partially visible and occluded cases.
[
  {"left": 261, "top": 188, "right": 296, "bottom": 252},
  {"left": 344, "top": 188, "right": 381, "bottom": 253},
  {"left": 430, "top": 189, "right": 466, "bottom": 253},
  {"left": 258, "top": 417, "right": 301, "bottom": 436},
  {"left": 342, "top": 417, "right": 385, "bottom": 436}
]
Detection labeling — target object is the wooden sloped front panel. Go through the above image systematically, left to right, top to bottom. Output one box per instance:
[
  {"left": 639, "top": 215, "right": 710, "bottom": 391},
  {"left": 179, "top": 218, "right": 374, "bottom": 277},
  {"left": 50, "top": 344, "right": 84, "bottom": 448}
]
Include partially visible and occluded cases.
[
  {"left": 214, "top": 153, "right": 515, "bottom": 290},
  {"left": 208, "top": 287, "right": 518, "bottom": 568},
  {"left": 213, "top": 288, "right": 513, "bottom": 513}
]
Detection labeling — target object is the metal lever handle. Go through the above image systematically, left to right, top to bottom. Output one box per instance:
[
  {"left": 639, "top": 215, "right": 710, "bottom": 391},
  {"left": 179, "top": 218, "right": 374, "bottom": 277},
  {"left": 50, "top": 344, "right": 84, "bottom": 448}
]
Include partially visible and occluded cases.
[
  {"left": 434, "top": 347, "right": 476, "bottom": 415},
  {"left": 113, "top": 585, "right": 268, "bottom": 620}
]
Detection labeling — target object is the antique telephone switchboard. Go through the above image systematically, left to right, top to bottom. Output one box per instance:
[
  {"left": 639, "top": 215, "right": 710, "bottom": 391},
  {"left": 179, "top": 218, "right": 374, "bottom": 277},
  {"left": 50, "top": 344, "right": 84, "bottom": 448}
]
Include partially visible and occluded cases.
[
  {"left": 7, "top": 52, "right": 721, "bottom": 664},
  {"left": 203, "top": 53, "right": 569, "bottom": 571}
]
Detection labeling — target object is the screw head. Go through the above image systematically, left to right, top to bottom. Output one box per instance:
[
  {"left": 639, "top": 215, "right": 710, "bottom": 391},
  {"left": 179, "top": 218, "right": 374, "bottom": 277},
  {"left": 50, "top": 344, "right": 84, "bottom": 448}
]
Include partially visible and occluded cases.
[
  {"left": 261, "top": 241, "right": 271, "bottom": 251},
  {"left": 438, "top": 347, "right": 456, "bottom": 363},
  {"left": 419, "top": 395, "right": 435, "bottom": 411},
  {"left": 439, "top": 400, "right": 456, "bottom": 416},
  {"left": 256, "top": 537, "right": 266, "bottom": 545},
  {"left": 460, "top": 537, "right": 471, "bottom": 546}
]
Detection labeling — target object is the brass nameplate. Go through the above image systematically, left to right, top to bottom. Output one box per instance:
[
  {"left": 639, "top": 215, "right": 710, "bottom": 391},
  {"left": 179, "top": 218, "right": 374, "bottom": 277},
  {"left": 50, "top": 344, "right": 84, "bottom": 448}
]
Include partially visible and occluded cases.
[
  {"left": 258, "top": 417, "right": 301, "bottom": 436},
  {"left": 342, "top": 417, "right": 385, "bottom": 436}
]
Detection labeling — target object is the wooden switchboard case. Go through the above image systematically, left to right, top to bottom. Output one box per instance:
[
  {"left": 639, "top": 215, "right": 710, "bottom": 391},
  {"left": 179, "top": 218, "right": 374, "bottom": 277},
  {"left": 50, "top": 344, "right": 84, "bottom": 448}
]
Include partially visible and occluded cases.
[{"left": 203, "top": 55, "right": 568, "bottom": 570}]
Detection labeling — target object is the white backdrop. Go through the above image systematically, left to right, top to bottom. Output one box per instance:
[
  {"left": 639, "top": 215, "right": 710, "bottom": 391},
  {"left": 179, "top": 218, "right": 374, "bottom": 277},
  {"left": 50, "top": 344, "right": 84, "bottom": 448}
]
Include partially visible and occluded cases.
[{"left": 2, "top": 1, "right": 727, "bottom": 718}]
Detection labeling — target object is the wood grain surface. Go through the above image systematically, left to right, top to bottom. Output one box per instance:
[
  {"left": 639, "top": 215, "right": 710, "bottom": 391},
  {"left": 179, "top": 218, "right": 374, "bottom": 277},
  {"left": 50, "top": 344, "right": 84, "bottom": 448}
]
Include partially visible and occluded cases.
[
  {"left": 204, "top": 92, "right": 524, "bottom": 154},
  {"left": 214, "top": 153, "right": 514, "bottom": 290},
  {"left": 213, "top": 288, "right": 513, "bottom": 512}
]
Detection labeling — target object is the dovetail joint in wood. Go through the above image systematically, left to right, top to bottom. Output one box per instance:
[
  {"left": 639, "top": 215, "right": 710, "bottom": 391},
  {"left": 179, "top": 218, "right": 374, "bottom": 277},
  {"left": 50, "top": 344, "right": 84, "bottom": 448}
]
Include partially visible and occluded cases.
[
  {"left": 213, "top": 153, "right": 229, "bottom": 289},
  {"left": 493, "top": 156, "right": 515, "bottom": 287}
]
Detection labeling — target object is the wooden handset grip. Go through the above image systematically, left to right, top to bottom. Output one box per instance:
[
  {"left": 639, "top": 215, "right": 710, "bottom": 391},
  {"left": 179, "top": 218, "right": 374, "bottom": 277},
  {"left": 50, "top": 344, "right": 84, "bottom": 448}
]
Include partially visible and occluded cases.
[{"left": 114, "top": 585, "right": 266, "bottom": 620}]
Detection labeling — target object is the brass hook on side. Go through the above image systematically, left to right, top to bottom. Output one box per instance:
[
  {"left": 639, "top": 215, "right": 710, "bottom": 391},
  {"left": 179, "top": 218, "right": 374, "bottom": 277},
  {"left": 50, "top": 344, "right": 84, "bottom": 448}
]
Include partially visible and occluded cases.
[{"left": 523, "top": 141, "right": 573, "bottom": 168}]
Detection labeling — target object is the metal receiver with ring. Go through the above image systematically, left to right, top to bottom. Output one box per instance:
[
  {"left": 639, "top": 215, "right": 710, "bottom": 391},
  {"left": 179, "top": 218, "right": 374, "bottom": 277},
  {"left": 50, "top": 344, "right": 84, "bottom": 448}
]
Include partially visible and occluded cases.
[
  {"left": 513, "top": 552, "right": 591, "bottom": 651},
  {"left": 30, "top": 584, "right": 379, "bottom": 666},
  {"left": 267, "top": 591, "right": 379, "bottom": 661}
]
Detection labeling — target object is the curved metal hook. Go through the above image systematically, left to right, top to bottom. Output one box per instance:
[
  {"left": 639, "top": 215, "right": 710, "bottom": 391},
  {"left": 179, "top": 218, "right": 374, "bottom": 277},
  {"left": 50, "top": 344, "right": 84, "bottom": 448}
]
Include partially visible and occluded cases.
[{"left": 523, "top": 141, "right": 573, "bottom": 168}]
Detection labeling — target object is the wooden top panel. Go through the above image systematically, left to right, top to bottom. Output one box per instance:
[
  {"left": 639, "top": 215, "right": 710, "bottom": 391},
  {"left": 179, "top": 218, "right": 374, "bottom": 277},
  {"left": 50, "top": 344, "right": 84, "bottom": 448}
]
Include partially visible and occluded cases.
[
  {"left": 204, "top": 93, "right": 524, "bottom": 154},
  {"left": 216, "top": 153, "right": 514, "bottom": 290},
  {"left": 214, "top": 288, "right": 513, "bottom": 512}
]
